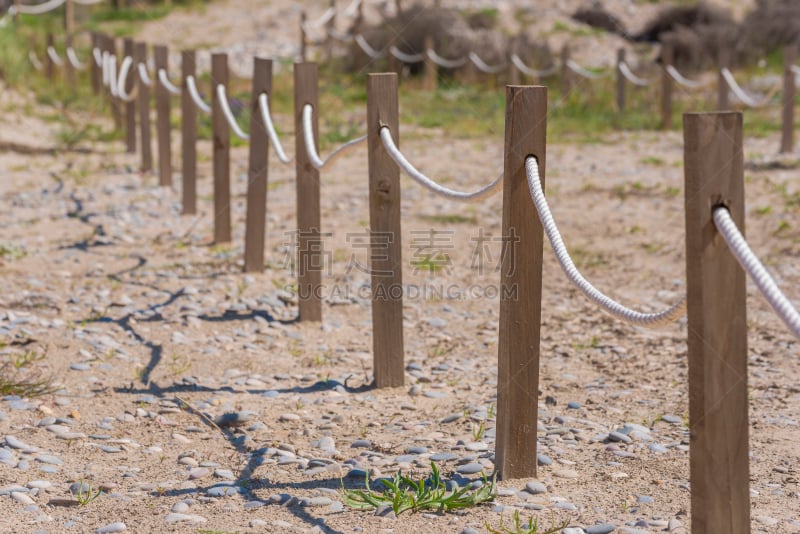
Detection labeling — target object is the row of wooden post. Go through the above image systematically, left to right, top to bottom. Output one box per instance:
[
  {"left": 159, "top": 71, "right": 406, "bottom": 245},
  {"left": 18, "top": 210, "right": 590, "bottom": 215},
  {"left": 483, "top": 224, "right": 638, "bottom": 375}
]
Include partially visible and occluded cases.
[{"left": 45, "top": 32, "right": 770, "bottom": 531}]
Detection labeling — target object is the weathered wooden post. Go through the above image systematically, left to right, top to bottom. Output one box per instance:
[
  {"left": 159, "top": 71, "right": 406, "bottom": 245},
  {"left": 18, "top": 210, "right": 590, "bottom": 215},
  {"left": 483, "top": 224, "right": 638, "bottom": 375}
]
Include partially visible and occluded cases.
[
  {"left": 64, "top": 0, "right": 74, "bottom": 35},
  {"left": 299, "top": 12, "right": 307, "bottom": 62},
  {"left": 90, "top": 32, "right": 100, "bottom": 95},
  {"left": 45, "top": 33, "right": 55, "bottom": 81},
  {"left": 65, "top": 34, "right": 76, "bottom": 90},
  {"left": 107, "top": 35, "right": 122, "bottom": 129},
  {"left": 422, "top": 35, "right": 436, "bottom": 91},
  {"left": 123, "top": 38, "right": 136, "bottom": 153},
  {"left": 134, "top": 42, "right": 152, "bottom": 173},
  {"left": 661, "top": 42, "right": 674, "bottom": 129},
  {"left": 560, "top": 44, "right": 571, "bottom": 99},
  {"left": 154, "top": 45, "right": 172, "bottom": 186},
  {"left": 781, "top": 45, "right": 796, "bottom": 153},
  {"left": 615, "top": 48, "right": 625, "bottom": 112},
  {"left": 717, "top": 48, "right": 730, "bottom": 110},
  {"left": 181, "top": 50, "right": 198, "bottom": 214},
  {"left": 211, "top": 52, "right": 232, "bottom": 243},
  {"left": 244, "top": 58, "right": 273, "bottom": 273},
  {"left": 293, "top": 63, "right": 323, "bottom": 322},
  {"left": 366, "top": 73, "right": 404, "bottom": 388},
  {"left": 496, "top": 85, "right": 546, "bottom": 480},
  {"left": 683, "top": 111, "right": 748, "bottom": 534}
]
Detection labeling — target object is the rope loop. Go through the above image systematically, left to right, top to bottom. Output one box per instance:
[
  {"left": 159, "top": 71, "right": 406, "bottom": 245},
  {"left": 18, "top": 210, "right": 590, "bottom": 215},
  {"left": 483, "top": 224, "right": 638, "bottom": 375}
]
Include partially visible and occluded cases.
[
  {"left": 354, "top": 34, "right": 385, "bottom": 59},
  {"left": 47, "top": 46, "right": 64, "bottom": 67},
  {"left": 67, "top": 47, "right": 87, "bottom": 70},
  {"left": 426, "top": 49, "right": 467, "bottom": 69},
  {"left": 29, "top": 50, "right": 44, "bottom": 71},
  {"left": 469, "top": 52, "right": 506, "bottom": 74},
  {"left": 510, "top": 54, "right": 558, "bottom": 78},
  {"left": 116, "top": 56, "right": 138, "bottom": 102},
  {"left": 566, "top": 59, "right": 605, "bottom": 79},
  {"left": 619, "top": 61, "right": 652, "bottom": 86},
  {"left": 137, "top": 63, "right": 153, "bottom": 87},
  {"left": 665, "top": 65, "right": 706, "bottom": 88},
  {"left": 720, "top": 67, "right": 777, "bottom": 108},
  {"left": 158, "top": 68, "right": 182, "bottom": 95},
  {"left": 186, "top": 75, "right": 211, "bottom": 114},
  {"left": 216, "top": 84, "right": 250, "bottom": 141},
  {"left": 258, "top": 93, "right": 292, "bottom": 164},
  {"left": 302, "top": 104, "right": 366, "bottom": 170},
  {"left": 380, "top": 126, "right": 503, "bottom": 203},
  {"left": 525, "top": 156, "right": 686, "bottom": 327},
  {"left": 713, "top": 207, "right": 800, "bottom": 339}
]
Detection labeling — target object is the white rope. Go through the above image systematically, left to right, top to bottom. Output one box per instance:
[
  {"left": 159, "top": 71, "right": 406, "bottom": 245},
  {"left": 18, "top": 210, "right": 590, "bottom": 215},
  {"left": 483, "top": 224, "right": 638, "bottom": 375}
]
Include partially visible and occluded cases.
[
  {"left": 11, "top": 0, "right": 65, "bottom": 15},
  {"left": 73, "top": 0, "right": 105, "bottom": 4},
  {"left": 343, "top": 0, "right": 361, "bottom": 17},
  {"left": 306, "top": 6, "right": 335, "bottom": 28},
  {"left": 327, "top": 28, "right": 352, "bottom": 42},
  {"left": 355, "top": 34, "right": 385, "bottom": 59},
  {"left": 46, "top": 46, "right": 63, "bottom": 67},
  {"left": 389, "top": 46, "right": 424, "bottom": 63},
  {"left": 67, "top": 47, "right": 87, "bottom": 70},
  {"left": 92, "top": 47, "right": 102, "bottom": 67},
  {"left": 426, "top": 49, "right": 467, "bottom": 69},
  {"left": 29, "top": 50, "right": 44, "bottom": 71},
  {"left": 101, "top": 51, "right": 109, "bottom": 86},
  {"left": 469, "top": 52, "right": 506, "bottom": 74},
  {"left": 510, "top": 54, "right": 558, "bottom": 78},
  {"left": 108, "top": 55, "right": 118, "bottom": 97},
  {"left": 116, "top": 56, "right": 137, "bottom": 102},
  {"left": 566, "top": 59, "right": 605, "bottom": 79},
  {"left": 619, "top": 61, "right": 652, "bottom": 86},
  {"left": 137, "top": 63, "right": 152, "bottom": 87},
  {"left": 665, "top": 64, "right": 706, "bottom": 89},
  {"left": 158, "top": 68, "right": 181, "bottom": 95},
  {"left": 720, "top": 68, "right": 774, "bottom": 108},
  {"left": 186, "top": 75, "right": 211, "bottom": 114},
  {"left": 216, "top": 84, "right": 250, "bottom": 141},
  {"left": 258, "top": 93, "right": 291, "bottom": 164},
  {"left": 302, "top": 104, "right": 366, "bottom": 170},
  {"left": 380, "top": 126, "right": 503, "bottom": 202},
  {"left": 526, "top": 156, "right": 686, "bottom": 327},
  {"left": 713, "top": 206, "right": 800, "bottom": 339}
]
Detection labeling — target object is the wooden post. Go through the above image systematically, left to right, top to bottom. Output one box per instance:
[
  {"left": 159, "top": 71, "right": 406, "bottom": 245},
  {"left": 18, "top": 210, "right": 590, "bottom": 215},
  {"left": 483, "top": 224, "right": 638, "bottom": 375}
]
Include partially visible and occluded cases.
[
  {"left": 13, "top": 0, "right": 20, "bottom": 24},
  {"left": 64, "top": 0, "right": 74, "bottom": 35},
  {"left": 325, "top": 0, "right": 335, "bottom": 62},
  {"left": 299, "top": 12, "right": 307, "bottom": 62},
  {"left": 90, "top": 32, "right": 101, "bottom": 95},
  {"left": 45, "top": 34, "right": 55, "bottom": 81},
  {"left": 65, "top": 34, "right": 76, "bottom": 90},
  {"left": 422, "top": 35, "right": 436, "bottom": 91},
  {"left": 107, "top": 36, "right": 122, "bottom": 129},
  {"left": 123, "top": 38, "right": 136, "bottom": 154},
  {"left": 134, "top": 42, "right": 152, "bottom": 173},
  {"left": 661, "top": 42, "right": 673, "bottom": 129},
  {"left": 560, "top": 44, "right": 571, "bottom": 99},
  {"left": 154, "top": 45, "right": 172, "bottom": 186},
  {"left": 781, "top": 45, "right": 796, "bottom": 154},
  {"left": 615, "top": 48, "right": 625, "bottom": 112},
  {"left": 717, "top": 49, "right": 730, "bottom": 111},
  {"left": 181, "top": 50, "right": 198, "bottom": 214},
  {"left": 211, "top": 52, "right": 232, "bottom": 244},
  {"left": 244, "top": 58, "right": 273, "bottom": 272},
  {"left": 293, "top": 63, "right": 323, "bottom": 322},
  {"left": 366, "top": 73, "right": 404, "bottom": 388},
  {"left": 495, "top": 85, "right": 546, "bottom": 480},
  {"left": 683, "top": 112, "right": 748, "bottom": 534}
]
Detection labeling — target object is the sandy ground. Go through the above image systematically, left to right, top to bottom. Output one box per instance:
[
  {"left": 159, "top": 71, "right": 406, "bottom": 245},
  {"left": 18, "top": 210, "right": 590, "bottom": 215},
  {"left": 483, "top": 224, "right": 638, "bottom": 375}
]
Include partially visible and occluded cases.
[{"left": 2, "top": 0, "right": 800, "bottom": 533}]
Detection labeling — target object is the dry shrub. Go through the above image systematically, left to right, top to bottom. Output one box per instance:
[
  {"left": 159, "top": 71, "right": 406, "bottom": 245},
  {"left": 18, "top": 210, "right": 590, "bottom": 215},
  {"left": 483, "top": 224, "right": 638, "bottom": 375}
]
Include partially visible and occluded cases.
[
  {"left": 740, "top": 0, "right": 800, "bottom": 53},
  {"left": 634, "top": 3, "right": 735, "bottom": 43},
  {"left": 572, "top": 6, "right": 627, "bottom": 36}
]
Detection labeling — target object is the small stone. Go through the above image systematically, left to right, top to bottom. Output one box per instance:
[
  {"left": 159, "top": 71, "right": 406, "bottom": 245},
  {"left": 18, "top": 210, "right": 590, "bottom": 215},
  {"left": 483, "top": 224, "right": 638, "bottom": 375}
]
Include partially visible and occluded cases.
[
  {"left": 70, "top": 363, "right": 91, "bottom": 371},
  {"left": 567, "top": 401, "right": 581, "bottom": 409},
  {"left": 215, "top": 411, "right": 256, "bottom": 428},
  {"left": 279, "top": 413, "right": 300, "bottom": 422},
  {"left": 661, "top": 414, "right": 682, "bottom": 424},
  {"left": 608, "top": 432, "right": 632, "bottom": 444},
  {"left": 4, "top": 436, "right": 34, "bottom": 450},
  {"left": 350, "top": 440, "right": 371, "bottom": 449},
  {"left": 537, "top": 454, "right": 553, "bottom": 466},
  {"left": 456, "top": 463, "right": 484, "bottom": 475},
  {"left": 189, "top": 468, "right": 211, "bottom": 480},
  {"left": 553, "top": 468, "right": 579, "bottom": 479},
  {"left": 525, "top": 481, "right": 547, "bottom": 495},
  {"left": 11, "top": 491, "right": 35, "bottom": 505},
  {"left": 637, "top": 495, "right": 654, "bottom": 504},
  {"left": 301, "top": 497, "right": 332, "bottom": 507},
  {"left": 171, "top": 502, "right": 190, "bottom": 513},
  {"left": 164, "top": 513, "right": 207, "bottom": 524},
  {"left": 96, "top": 522, "right": 127, "bottom": 533},
  {"left": 586, "top": 524, "right": 616, "bottom": 534},
  {"left": 563, "top": 529, "right": 586, "bottom": 534}
]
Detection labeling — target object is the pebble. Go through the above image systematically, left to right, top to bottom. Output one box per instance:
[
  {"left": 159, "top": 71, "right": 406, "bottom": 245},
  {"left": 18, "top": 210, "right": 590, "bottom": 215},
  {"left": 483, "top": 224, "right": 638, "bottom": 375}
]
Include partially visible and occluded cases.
[
  {"left": 70, "top": 363, "right": 91, "bottom": 371},
  {"left": 279, "top": 413, "right": 300, "bottom": 422},
  {"left": 661, "top": 414, "right": 682, "bottom": 424},
  {"left": 608, "top": 432, "right": 632, "bottom": 444},
  {"left": 5, "top": 436, "right": 34, "bottom": 450},
  {"left": 350, "top": 440, "right": 371, "bottom": 448},
  {"left": 537, "top": 454, "right": 553, "bottom": 466},
  {"left": 35, "top": 455, "right": 63, "bottom": 466},
  {"left": 456, "top": 463, "right": 485, "bottom": 475},
  {"left": 189, "top": 468, "right": 211, "bottom": 480},
  {"left": 553, "top": 468, "right": 579, "bottom": 479},
  {"left": 525, "top": 481, "right": 547, "bottom": 495},
  {"left": 206, "top": 485, "right": 244, "bottom": 497},
  {"left": 11, "top": 491, "right": 35, "bottom": 505},
  {"left": 171, "top": 502, "right": 190, "bottom": 513},
  {"left": 164, "top": 513, "right": 207, "bottom": 524},
  {"left": 96, "top": 522, "right": 127, "bottom": 533},
  {"left": 586, "top": 524, "right": 616, "bottom": 534},
  {"left": 563, "top": 529, "right": 586, "bottom": 534}
]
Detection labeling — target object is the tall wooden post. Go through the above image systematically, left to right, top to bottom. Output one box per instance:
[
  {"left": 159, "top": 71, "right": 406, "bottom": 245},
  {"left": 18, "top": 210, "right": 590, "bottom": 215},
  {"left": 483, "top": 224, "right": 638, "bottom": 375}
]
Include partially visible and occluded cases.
[
  {"left": 64, "top": 0, "right": 74, "bottom": 35},
  {"left": 299, "top": 12, "right": 307, "bottom": 62},
  {"left": 90, "top": 32, "right": 101, "bottom": 95},
  {"left": 45, "top": 34, "right": 56, "bottom": 81},
  {"left": 422, "top": 35, "right": 436, "bottom": 91},
  {"left": 107, "top": 36, "right": 122, "bottom": 129},
  {"left": 123, "top": 38, "right": 136, "bottom": 153},
  {"left": 134, "top": 42, "right": 152, "bottom": 173},
  {"left": 661, "top": 42, "right": 674, "bottom": 129},
  {"left": 560, "top": 44, "right": 571, "bottom": 99},
  {"left": 154, "top": 45, "right": 172, "bottom": 186},
  {"left": 781, "top": 45, "right": 796, "bottom": 154},
  {"left": 615, "top": 48, "right": 625, "bottom": 112},
  {"left": 717, "top": 49, "right": 730, "bottom": 111},
  {"left": 181, "top": 50, "right": 198, "bottom": 214},
  {"left": 211, "top": 53, "right": 232, "bottom": 244},
  {"left": 244, "top": 58, "right": 273, "bottom": 273},
  {"left": 293, "top": 63, "right": 323, "bottom": 322},
  {"left": 366, "top": 73, "right": 404, "bottom": 388},
  {"left": 495, "top": 85, "right": 546, "bottom": 480},
  {"left": 683, "top": 112, "right": 748, "bottom": 534}
]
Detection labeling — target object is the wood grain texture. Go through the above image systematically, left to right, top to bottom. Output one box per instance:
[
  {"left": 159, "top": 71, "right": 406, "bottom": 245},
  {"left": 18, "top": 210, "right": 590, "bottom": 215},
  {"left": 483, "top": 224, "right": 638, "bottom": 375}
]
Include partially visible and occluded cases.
[
  {"left": 90, "top": 32, "right": 100, "bottom": 95},
  {"left": 107, "top": 36, "right": 122, "bottom": 129},
  {"left": 123, "top": 38, "right": 136, "bottom": 154},
  {"left": 134, "top": 42, "right": 152, "bottom": 173},
  {"left": 154, "top": 45, "right": 172, "bottom": 186},
  {"left": 181, "top": 50, "right": 197, "bottom": 215},
  {"left": 211, "top": 53, "right": 232, "bottom": 244},
  {"left": 244, "top": 58, "right": 272, "bottom": 273},
  {"left": 293, "top": 62, "right": 323, "bottom": 321},
  {"left": 366, "top": 73, "right": 404, "bottom": 388},
  {"left": 495, "top": 85, "right": 546, "bottom": 480},
  {"left": 683, "top": 112, "right": 749, "bottom": 534}
]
